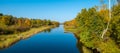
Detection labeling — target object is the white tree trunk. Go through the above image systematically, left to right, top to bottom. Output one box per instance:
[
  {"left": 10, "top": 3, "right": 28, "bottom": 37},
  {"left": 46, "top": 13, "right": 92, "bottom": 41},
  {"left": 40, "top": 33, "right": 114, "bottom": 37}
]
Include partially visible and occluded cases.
[{"left": 101, "top": 0, "right": 111, "bottom": 38}]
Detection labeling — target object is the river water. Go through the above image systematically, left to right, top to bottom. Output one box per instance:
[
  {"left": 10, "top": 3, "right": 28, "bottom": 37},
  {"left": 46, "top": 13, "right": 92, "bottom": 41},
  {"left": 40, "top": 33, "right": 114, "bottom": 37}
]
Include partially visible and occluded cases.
[{"left": 0, "top": 25, "right": 80, "bottom": 53}]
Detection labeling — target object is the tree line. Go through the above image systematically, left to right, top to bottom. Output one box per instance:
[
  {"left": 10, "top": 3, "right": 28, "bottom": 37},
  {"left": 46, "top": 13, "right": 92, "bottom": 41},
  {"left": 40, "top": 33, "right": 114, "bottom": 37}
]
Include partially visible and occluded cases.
[
  {"left": 64, "top": 2, "right": 120, "bottom": 53},
  {"left": 0, "top": 13, "right": 59, "bottom": 35}
]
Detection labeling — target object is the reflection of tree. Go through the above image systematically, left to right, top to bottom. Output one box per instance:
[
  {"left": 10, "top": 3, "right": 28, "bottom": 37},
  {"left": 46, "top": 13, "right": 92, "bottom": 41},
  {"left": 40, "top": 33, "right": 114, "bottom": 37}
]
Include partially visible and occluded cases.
[
  {"left": 44, "top": 29, "right": 51, "bottom": 33},
  {"left": 47, "top": 29, "right": 51, "bottom": 32},
  {"left": 75, "top": 33, "right": 100, "bottom": 53},
  {"left": 76, "top": 40, "right": 83, "bottom": 53},
  {"left": 76, "top": 40, "right": 94, "bottom": 53}
]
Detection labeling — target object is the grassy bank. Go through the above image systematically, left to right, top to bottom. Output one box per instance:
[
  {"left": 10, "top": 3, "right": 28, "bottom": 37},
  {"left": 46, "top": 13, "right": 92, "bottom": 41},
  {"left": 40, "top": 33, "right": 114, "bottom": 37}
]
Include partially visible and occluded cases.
[
  {"left": 63, "top": 4, "right": 120, "bottom": 53},
  {"left": 0, "top": 25, "right": 56, "bottom": 49},
  {"left": 64, "top": 26, "right": 120, "bottom": 53}
]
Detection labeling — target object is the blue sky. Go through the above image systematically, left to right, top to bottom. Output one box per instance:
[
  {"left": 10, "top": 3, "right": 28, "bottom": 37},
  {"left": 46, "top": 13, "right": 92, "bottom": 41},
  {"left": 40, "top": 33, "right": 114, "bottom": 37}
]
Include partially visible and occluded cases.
[{"left": 0, "top": 0, "right": 110, "bottom": 23}]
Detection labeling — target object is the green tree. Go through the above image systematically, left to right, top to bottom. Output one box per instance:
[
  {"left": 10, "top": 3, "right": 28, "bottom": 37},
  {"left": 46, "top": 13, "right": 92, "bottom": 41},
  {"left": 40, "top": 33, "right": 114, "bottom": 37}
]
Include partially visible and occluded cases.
[{"left": 0, "top": 13, "right": 3, "bottom": 16}]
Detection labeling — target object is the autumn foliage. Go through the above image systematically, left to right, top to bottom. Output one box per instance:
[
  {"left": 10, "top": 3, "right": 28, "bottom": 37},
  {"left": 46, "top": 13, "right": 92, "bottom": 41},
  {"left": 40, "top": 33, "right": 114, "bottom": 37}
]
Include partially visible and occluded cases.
[
  {"left": 64, "top": 3, "right": 120, "bottom": 53},
  {"left": 0, "top": 14, "right": 59, "bottom": 35}
]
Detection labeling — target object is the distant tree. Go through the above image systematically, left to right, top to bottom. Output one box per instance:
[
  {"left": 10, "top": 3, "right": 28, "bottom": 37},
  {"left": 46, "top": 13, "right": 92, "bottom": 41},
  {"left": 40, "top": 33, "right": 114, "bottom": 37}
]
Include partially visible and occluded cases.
[
  {"left": 117, "top": 0, "right": 120, "bottom": 3},
  {"left": 0, "top": 13, "right": 3, "bottom": 16},
  {"left": 0, "top": 13, "right": 59, "bottom": 34},
  {"left": 1, "top": 15, "right": 13, "bottom": 25},
  {"left": 43, "top": 19, "right": 47, "bottom": 25},
  {"left": 46, "top": 20, "right": 51, "bottom": 25}
]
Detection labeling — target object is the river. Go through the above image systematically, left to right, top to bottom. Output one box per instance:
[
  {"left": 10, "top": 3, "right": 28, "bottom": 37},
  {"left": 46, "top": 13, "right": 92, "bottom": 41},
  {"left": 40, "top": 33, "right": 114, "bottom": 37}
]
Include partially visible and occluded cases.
[{"left": 0, "top": 25, "right": 80, "bottom": 53}]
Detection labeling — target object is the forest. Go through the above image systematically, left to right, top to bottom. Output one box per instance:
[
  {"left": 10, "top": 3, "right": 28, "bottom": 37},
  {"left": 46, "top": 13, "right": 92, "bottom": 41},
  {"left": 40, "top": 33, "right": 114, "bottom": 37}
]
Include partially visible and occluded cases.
[
  {"left": 0, "top": 0, "right": 120, "bottom": 53},
  {"left": 64, "top": 1, "right": 120, "bottom": 53},
  {"left": 0, "top": 13, "right": 59, "bottom": 35}
]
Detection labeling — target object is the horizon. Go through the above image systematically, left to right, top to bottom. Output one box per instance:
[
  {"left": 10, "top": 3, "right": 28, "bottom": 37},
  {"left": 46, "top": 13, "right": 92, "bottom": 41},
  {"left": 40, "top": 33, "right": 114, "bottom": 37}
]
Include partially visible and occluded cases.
[
  {"left": 0, "top": 0, "right": 110, "bottom": 23},
  {"left": 0, "top": 0, "right": 120, "bottom": 53}
]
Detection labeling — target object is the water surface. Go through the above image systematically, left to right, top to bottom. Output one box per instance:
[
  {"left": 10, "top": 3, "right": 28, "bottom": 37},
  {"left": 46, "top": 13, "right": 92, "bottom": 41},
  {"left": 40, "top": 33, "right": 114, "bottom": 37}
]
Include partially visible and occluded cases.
[{"left": 0, "top": 25, "right": 80, "bottom": 53}]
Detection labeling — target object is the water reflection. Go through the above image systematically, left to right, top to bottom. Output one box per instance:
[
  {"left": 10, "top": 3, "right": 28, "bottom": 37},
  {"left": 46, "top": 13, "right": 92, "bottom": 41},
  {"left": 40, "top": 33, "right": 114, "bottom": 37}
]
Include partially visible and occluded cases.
[
  {"left": 0, "top": 25, "right": 80, "bottom": 53},
  {"left": 0, "top": 28, "right": 52, "bottom": 49},
  {"left": 43, "top": 29, "right": 52, "bottom": 33},
  {"left": 74, "top": 33, "right": 99, "bottom": 53},
  {"left": 76, "top": 40, "right": 83, "bottom": 53}
]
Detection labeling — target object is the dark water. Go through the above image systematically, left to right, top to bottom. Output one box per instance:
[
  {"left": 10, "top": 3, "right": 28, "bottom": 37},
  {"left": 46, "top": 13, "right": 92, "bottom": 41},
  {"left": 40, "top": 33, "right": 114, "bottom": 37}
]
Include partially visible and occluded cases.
[{"left": 0, "top": 25, "right": 80, "bottom": 53}]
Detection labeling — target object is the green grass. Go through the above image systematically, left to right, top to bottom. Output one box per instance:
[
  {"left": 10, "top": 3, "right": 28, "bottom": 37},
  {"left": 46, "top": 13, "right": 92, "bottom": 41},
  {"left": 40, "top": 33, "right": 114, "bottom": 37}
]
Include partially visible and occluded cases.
[
  {"left": 0, "top": 25, "right": 55, "bottom": 49},
  {"left": 64, "top": 27, "right": 120, "bottom": 53}
]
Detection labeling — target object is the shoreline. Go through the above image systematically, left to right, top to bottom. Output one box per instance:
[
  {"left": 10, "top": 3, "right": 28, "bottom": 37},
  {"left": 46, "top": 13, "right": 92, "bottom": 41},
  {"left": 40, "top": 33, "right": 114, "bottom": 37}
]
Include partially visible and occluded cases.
[
  {"left": 0, "top": 25, "right": 57, "bottom": 49},
  {"left": 20, "top": 25, "right": 56, "bottom": 39},
  {"left": 64, "top": 26, "right": 120, "bottom": 53}
]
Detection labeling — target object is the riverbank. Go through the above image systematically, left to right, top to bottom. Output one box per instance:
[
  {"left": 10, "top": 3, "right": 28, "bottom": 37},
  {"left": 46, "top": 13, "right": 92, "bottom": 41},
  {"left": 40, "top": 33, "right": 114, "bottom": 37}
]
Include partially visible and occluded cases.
[
  {"left": 0, "top": 25, "right": 57, "bottom": 49},
  {"left": 64, "top": 26, "right": 120, "bottom": 53}
]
